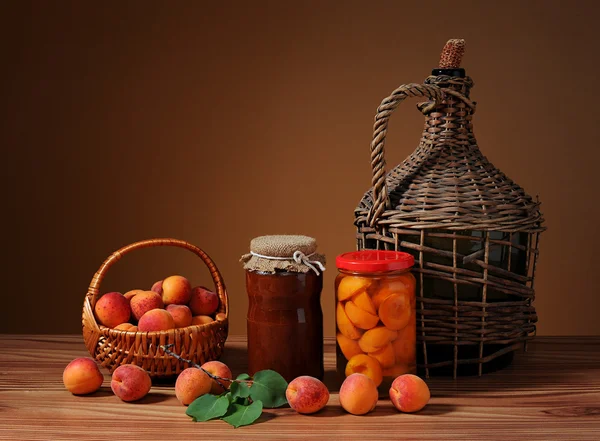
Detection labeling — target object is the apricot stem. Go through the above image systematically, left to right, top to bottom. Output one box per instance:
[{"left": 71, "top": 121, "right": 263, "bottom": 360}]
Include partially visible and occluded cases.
[{"left": 159, "top": 344, "right": 251, "bottom": 390}]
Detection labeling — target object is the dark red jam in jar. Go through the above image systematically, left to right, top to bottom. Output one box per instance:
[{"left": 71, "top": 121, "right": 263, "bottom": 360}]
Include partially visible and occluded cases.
[{"left": 241, "top": 235, "right": 325, "bottom": 382}]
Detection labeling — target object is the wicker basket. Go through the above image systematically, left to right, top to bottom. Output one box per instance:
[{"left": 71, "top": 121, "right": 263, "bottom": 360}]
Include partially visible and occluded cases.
[
  {"left": 355, "top": 40, "right": 545, "bottom": 377},
  {"left": 81, "top": 238, "right": 229, "bottom": 377}
]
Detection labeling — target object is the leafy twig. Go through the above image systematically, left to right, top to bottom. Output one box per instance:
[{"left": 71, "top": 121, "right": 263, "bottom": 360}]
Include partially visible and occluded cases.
[{"left": 158, "top": 344, "right": 251, "bottom": 391}]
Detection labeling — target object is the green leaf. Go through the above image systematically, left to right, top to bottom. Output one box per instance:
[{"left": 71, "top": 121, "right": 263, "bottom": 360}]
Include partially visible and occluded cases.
[
  {"left": 249, "top": 370, "right": 288, "bottom": 408},
  {"left": 236, "top": 373, "right": 251, "bottom": 381},
  {"left": 230, "top": 381, "right": 250, "bottom": 400},
  {"left": 186, "top": 394, "right": 230, "bottom": 422},
  {"left": 222, "top": 400, "right": 263, "bottom": 428}
]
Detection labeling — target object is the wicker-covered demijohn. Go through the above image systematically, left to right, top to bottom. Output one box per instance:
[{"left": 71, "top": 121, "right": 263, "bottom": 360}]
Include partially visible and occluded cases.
[
  {"left": 355, "top": 40, "right": 545, "bottom": 377},
  {"left": 81, "top": 238, "right": 229, "bottom": 377}
]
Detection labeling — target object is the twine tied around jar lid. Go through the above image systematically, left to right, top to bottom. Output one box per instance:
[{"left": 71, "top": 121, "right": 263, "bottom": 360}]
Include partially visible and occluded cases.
[{"left": 240, "top": 235, "right": 326, "bottom": 275}]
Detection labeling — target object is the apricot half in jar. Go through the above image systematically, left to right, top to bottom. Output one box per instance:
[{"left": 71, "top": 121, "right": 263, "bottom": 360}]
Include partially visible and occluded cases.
[
  {"left": 337, "top": 276, "right": 371, "bottom": 301},
  {"left": 373, "top": 280, "right": 411, "bottom": 310},
  {"left": 379, "top": 293, "right": 411, "bottom": 330},
  {"left": 345, "top": 301, "right": 379, "bottom": 330},
  {"left": 337, "top": 302, "right": 363, "bottom": 340},
  {"left": 392, "top": 323, "right": 417, "bottom": 364},
  {"left": 358, "top": 326, "right": 398, "bottom": 353},
  {"left": 337, "top": 332, "right": 363, "bottom": 360},
  {"left": 369, "top": 343, "right": 395, "bottom": 368},
  {"left": 345, "top": 354, "right": 383, "bottom": 387}
]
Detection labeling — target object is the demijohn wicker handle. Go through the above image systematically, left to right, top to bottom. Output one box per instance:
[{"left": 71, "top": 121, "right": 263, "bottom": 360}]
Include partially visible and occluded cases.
[
  {"left": 367, "top": 83, "right": 444, "bottom": 227},
  {"left": 85, "top": 238, "right": 228, "bottom": 315}
]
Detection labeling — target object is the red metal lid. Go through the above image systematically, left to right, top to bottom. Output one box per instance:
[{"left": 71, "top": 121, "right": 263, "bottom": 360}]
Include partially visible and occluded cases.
[{"left": 336, "top": 250, "right": 414, "bottom": 272}]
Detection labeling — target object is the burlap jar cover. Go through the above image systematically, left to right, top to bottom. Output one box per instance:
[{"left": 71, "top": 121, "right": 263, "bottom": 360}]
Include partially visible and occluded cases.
[{"left": 240, "top": 235, "right": 326, "bottom": 275}]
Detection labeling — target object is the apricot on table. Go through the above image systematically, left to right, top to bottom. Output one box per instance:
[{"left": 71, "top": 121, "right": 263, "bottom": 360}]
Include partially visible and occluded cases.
[
  {"left": 162, "top": 275, "right": 192, "bottom": 305},
  {"left": 337, "top": 276, "right": 371, "bottom": 301},
  {"left": 189, "top": 286, "right": 219, "bottom": 316},
  {"left": 130, "top": 290, "right": 164, "bottom": 321},
  {"left": 94, "top": 292, "right": 131, "bottom": 328},
  {"left": 378, "top": 293, "right": 411, "bottom": 330},
  {"left": 345, "top": 301, "right": 379, "bottom": 330},
  {"left": 336, "top": 303, "right": 363, "bottom": 340},
  {"left": 166, "top": 304, "right": 193, "bottom": 328},
  {"left": 137, "top": 309, "right": 175, "bottom": 332},
  {"left": 358, "top": 326, "right": 398, "bottom": 353},
  {"left": 337, "top": 332, "right": 363, "bottom": 360},
  {"left": 345, "top": 354, "right": 383, "bottom": 387},
  {"left": 63, "top": 358, "right": 104, "bottom": 395},
  {"left": 201, "top": 361, "right": 232, "bottom": 395},
  {"left": 111, "top": 364, "right": 152, "bottom": 402},
  {"left": 175, "top": 367, "right": 212, "bottom": 405},
  {"left": 339, "top": 373, "right": 378, "bottom": 415},
  {"left": 389, "top": 374, "right": 430, "bottom": 413},
  {"left": 286, "top": 376, "right": 329, "bottom": 414}
]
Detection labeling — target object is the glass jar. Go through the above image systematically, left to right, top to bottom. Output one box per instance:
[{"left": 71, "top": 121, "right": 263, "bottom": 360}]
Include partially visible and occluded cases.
[
  {"left": 335, "top": 250, "right": 416, "bottom": 391},
  {"left": 246, "top": 270, "right": 324, "bottom": 382}
]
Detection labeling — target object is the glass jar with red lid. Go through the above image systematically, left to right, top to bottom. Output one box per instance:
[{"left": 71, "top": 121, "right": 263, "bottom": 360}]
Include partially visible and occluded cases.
[{"left": 335, "top": 250, "right": 416, "bottom": 390}]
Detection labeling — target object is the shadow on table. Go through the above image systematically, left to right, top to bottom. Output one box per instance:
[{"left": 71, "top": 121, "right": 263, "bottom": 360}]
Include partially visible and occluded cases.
[{"left": 425, "top": 339, "right": 600, "bottom": 397}]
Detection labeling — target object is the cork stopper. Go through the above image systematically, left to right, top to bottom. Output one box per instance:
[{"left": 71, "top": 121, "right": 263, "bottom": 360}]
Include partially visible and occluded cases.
[{"left": 439, "top": 39, "right": 465, "bottom": 68}]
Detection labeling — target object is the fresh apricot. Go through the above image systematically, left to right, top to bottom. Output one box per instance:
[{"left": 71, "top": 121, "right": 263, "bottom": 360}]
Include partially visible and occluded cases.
[
  {"left": 162, "top": 275, "right": 192, "bottom": 306},
  {"left": 337, "top": 276, "right": 371, "bottom": 301},
  {"left": 189, "top": 286, "right": 219, "bottom": 316},
  {"left": 130, "top": 291, "right": 164, "bottom": 321},
  {"left": 94, "top": 292, "right": 131, "bottom": 329},
  {"left": 378, "top": 293, "right": 411, "bottom": 330},
  {"left": 345, "top": 301, "right": 379, "bottom": 330},
  {"left": 336, "top": 303, "right": 363, "bottom": 340},
  {"left": 166, "top": 304, "right": 193, "bottom": 328},
  {"left": 137, "top": 309, "right": 175, "bottom": 332},
  {"left": 191, "top": 315, "right": 214, "bottom": 326},
  {"left": 114, "top": 323, "right": 135, "bottom": 331},
  {"left": 358, "top": 326, "right": 398, "bottom": 353},
  {"left": 337, "top": 332, "right": 363, "bottom": 360},
  {"left": 345, "top": 354, "right": 383, "bottom": 387},
  {"left": 63, "top": 358, "right": 104, "bottom": 395},
  {"left": 201, "top": 361, "right": 232, "bottom": 395},
  {"left": 111, "top": 364, "right": 152, "bottom": 402},
  {"left": 175, "top": 367, "right": 213, "bottom": 405},
  {"left": 339, "top": 373, "right": 378, "bottom": 415},
  {"left": 389, "top": 374, "right": 430, "bottom": 412},
  {"left": 286, "top": 376, "right": 329, "bottom": 414}
]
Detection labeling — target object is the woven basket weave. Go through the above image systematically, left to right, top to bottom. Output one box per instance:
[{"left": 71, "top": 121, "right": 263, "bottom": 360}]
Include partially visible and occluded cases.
[
  {"left": 355, "top": 41, "right": 545, "bottom": 378},
  {"left": 81, "top": 238, "right": 229, "bottom": 377}
]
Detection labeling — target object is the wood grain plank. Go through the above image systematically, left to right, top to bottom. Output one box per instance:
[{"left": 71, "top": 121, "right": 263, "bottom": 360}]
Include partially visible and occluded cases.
[{"left": 1, "top": 336, "right": 599, "bottom": 440}]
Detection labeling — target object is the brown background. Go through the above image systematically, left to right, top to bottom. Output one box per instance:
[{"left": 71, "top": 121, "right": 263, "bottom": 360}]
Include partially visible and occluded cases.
[{"left": 2, "top": 1, "right": 599, "bottom": 336}]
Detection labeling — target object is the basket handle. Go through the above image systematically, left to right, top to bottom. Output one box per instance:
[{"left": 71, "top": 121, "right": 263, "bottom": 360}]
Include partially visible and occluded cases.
[
  {"left": 367, "top": 82, "right": 444, "bottom": 227},
  {"left": 85, "top": 238, "right": 228, "bottom": 316}
]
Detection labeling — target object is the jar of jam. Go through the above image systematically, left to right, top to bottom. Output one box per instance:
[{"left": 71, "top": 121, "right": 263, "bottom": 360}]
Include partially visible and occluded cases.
[
  {"left": 241, "top": 235, "right": 326, "bottom": 382},
  {"left": 335, "top": 250, "right": 416, "bottom": 391}
]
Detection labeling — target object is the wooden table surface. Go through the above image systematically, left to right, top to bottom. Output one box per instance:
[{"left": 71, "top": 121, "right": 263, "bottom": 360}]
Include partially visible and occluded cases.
[{"left": 1, "top": 335, "right": 599, "bottom": 440}]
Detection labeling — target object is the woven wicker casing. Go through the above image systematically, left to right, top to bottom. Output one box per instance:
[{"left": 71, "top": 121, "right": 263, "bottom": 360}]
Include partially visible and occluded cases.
[
  {"left": 355, "top": 73, "right": 545, "bottom": 378},
  {"left": 81, "top": 238, "right": 229, "bottom": 377}
]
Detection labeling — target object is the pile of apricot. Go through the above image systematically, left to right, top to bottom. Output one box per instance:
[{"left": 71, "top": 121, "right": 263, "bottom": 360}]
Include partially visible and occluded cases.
[
  {"left": 336, "top": 272, "right": 417, "bottom": 387},
  {"left": 93, "top": 275, "right": 224, "bottom": 332}
]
